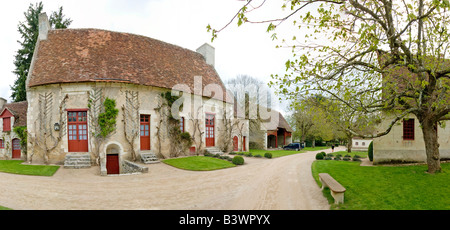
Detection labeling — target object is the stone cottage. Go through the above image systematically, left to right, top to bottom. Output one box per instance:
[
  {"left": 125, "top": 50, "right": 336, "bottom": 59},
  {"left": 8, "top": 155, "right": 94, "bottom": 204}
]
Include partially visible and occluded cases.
[
  {"left": 25, "top": 13, "right": 248, "bottom": 175},
  {"left": 373, "top": 51, "right": 450, "bottom": 164},
  {"left": 0, "top": 98, "right": 27, "bottom": 159}
]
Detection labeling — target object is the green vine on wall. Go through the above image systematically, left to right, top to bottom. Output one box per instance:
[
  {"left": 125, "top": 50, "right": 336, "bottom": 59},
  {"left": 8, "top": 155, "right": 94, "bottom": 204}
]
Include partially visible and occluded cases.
[{"left": 98, "top": 97, "right": 119, "bottom": 138}]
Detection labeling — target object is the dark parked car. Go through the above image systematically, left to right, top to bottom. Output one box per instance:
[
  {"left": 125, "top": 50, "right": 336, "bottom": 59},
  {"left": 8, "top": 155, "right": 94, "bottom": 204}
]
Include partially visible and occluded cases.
[{"left": 283, "top": 142, "right": 303, "bottom": 151}]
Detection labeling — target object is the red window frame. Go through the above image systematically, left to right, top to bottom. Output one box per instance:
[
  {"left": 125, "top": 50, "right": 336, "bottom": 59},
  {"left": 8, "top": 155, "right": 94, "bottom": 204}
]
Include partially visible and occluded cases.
[
  {"left": 67, "top": 110, "right": 89, "bottom": 152},
  {"left": 205, "top": 113, "right": 215, "bottom": 147},
  {"left": 140, "top": 115, "right": 151, "bottom": 150},
  {"left": 180, "top": 117, "right": 185, "bottom": 133},
  {"left": 403, "top": 119, "right": 415, "bottom": 140},
  {"left": 0, "top": 139, "right": 4, "bottom": 149}
]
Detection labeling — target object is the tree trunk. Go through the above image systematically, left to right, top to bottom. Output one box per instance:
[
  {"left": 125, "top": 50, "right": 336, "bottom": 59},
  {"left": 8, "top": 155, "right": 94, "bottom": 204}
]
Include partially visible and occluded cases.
[
  {"left": 421, "top": 119, "right": 441, "bottom": 174},
  {"left": 347, "top": 136, "right": 352, "bottom": 153}
]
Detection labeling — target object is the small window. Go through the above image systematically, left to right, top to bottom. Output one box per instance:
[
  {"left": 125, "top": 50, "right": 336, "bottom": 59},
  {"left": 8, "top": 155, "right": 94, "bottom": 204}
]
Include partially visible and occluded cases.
[
  {"left": 180, "top": 117, "right": 185, "bottom": 133},
  {"left": 403, "top": 119, "right": 415, "bottom": 140},
  {"left": 0, "top": 139, "right": 3, "bottom": 149},
  {"left": 355, "top": 142, "right": 358, "bottom": 146},
  {"left": 362, "top": 142, "right": 365, "bottom": 146}
]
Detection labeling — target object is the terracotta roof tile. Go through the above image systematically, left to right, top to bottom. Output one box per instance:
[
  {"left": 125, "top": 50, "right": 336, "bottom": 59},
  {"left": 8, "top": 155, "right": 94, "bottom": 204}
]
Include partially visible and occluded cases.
[
  {"left": 29, "top": 29, "right": 231, "bottom": 102},
  {"left": 1, "top": 101, "right": 28, "bottom": 127}
]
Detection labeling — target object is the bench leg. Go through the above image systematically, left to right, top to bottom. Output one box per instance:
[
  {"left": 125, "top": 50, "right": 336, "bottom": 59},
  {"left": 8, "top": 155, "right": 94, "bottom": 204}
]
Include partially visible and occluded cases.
[
  {"left": 320, "top": 178, "right": 328, "bottom": 190},
  {"left": 331, "top": 191, "right": 344, "bottom": 204}
]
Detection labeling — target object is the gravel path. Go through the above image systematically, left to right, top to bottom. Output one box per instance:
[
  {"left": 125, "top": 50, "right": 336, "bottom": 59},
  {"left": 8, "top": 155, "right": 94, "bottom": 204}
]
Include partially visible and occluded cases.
[{"left": 0, "top": 148, "right": 341, "bottom": 210}]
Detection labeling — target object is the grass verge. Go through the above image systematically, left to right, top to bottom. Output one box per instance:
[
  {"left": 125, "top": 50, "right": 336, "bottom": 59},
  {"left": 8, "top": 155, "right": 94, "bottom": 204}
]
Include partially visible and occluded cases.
[
  {"left": 250, "top": 146, "right": 329, "bottom": 158},
  {"left": 162, "top": 156, "right": 236, "bottom": 171},
  {"left": 0, "top": 160, "right": 60, "bottom": 176},
  {"left": 311, "top": 160, "right": 450, "bottom": 210}
]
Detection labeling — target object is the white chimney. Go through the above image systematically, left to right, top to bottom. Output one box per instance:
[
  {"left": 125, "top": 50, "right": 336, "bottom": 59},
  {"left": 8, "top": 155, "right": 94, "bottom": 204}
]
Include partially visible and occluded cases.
[
  {"left": 38, "top": 12, "right": 50, "bottom": 41},
  {"left": 196, "top": 43, "right": 215, "bottom": 67}
]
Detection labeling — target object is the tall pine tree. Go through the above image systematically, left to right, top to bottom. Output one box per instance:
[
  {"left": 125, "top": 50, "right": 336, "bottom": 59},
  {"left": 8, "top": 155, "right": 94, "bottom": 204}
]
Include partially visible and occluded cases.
[{"left": 11, "top": 2, "right": 72, "bottom": 102}]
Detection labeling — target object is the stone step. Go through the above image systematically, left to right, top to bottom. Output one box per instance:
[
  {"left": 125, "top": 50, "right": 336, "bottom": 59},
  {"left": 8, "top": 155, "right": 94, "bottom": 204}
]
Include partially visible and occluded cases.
[
  {"left": 205, "top": 147, "right": 224, "bottom": 155},
  {"left": 140, "top": 152, "right": 159, "bottom": 164},
  {"left": 64, "top": 154, "right": 92, "bottom": 169}
]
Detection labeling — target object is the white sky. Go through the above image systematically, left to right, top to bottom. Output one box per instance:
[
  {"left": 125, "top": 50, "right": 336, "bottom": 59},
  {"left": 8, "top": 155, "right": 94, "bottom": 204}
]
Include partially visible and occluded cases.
[{"left": 0, "top": 0, "right": 296, "bottom": 114}]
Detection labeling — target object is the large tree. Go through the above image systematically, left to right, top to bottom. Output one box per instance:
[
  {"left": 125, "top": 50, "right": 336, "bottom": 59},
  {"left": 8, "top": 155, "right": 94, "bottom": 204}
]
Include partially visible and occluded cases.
[
  {"left": 210, "top": 0, "right": 450, "bottom": 173},
  {"left": 11, "top": 2, "right": 72, "bottom": 102}
]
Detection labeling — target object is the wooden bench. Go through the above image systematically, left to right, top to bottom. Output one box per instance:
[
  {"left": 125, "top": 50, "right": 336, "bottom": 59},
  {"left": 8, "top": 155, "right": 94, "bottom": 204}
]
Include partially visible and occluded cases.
[{"left": 319, "top": 173, "right": 346, "bottom": 204}]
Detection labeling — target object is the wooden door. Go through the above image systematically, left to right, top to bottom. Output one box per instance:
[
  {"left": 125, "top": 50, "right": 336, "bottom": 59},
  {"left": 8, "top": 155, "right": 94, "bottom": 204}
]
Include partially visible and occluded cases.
[
  {"left": 68, "top": 111, "right": 88, "bottom": 152},
  {"left": 205, "top": 114, "right": 215, "bottom": 147},
  {"left": 140, "top": 115, "right": 150, "bottom": 150},
  {"left": 233, "top": 136, "right": 238, "bottom": 151},
  {"left": 243, "top": 136, "right": 247, "bottom": 151},
  {"left": 12, "top": 138, "right": 21, "bottom": 159},
  {"left": 106, "top": 154, "right": 119, "bottom": 175}
]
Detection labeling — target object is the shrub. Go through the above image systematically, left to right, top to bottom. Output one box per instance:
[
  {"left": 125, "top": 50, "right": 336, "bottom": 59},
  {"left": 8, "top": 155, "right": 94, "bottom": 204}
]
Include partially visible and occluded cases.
[
  {"left": 368, "top": 141, "right": 374, "bottom": 162},
  {"left": 229, "top": 152, "right": 236, "bottom": 155},
  {"left": 237, "top": 152, "right": 244, "bottom": 156},
  {"left": 244, "top": 152, "right": 253, "bottom": 157},
  {"left": 264, "top": 152, "right": 273, "bottom": 159},
  {"left": 315, "top": 152, "right": 324, "bottom": 160},
  {"left": 320, "top": 152, "right": 327, "bottom": 157},
  {"left": 327, "top": 153, "right": 334, "bottom": 157},
  {"left": 214, "top": 154, "right": 221, "bottom": 158},
  {"left": 254, "top": 154, "right": 262, "bottom": 158},
  {"left": 344, "top": 154, "right": 351, "bottom": 158},
  {"left": 353, "top": 155, "right": 361, "bottom": 159},
  {"left": 232, "top": 156, "right": 244, "bottom": 165},
  {"left": 324, "top": 156, "right": 332, "bottom": 160},
  {"left": 334, "top": 156, "right": 341, "bottom": 161},
  {"left": 343, "top": 157, "right": 351, "bottom": 161},
  {"left": 353, "top": 158, "right": 362, "bottom": 162}
]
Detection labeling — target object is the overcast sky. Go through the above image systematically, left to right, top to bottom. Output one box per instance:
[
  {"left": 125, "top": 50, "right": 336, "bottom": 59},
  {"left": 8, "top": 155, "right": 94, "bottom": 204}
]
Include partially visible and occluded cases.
[{"left": 0, "top": 0, "right": 295, "bottom": 113}]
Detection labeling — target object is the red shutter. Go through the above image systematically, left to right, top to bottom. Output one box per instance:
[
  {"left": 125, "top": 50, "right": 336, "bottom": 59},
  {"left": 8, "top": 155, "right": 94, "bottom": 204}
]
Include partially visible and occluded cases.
[
  {"left": 3, "top": 117, "right": 11, "bottom": 132},
  {"left": 403, "top": 119, "right": 415, "bottom": 140}
]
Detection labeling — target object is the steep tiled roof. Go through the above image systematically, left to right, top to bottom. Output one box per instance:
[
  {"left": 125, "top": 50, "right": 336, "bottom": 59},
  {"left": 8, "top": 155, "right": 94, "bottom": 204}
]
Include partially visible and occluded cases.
[
  {"left": 28, "top": 29, "right": 230, "bottom": 102},
  {"left": 1, "top": 101, "right": 28, "bottom": 127},
  {"left": 264, "top": 109, "right": 293, "bottom": 132}
]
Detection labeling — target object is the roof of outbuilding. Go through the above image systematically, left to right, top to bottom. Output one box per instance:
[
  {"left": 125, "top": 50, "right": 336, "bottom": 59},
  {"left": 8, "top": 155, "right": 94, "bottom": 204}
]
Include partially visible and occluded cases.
[
  {"left": 28, "top": 28, "right": 231, "bottom": 102},
  {"left": 0, "top": 101, "right": 28, "bottom": 127}
]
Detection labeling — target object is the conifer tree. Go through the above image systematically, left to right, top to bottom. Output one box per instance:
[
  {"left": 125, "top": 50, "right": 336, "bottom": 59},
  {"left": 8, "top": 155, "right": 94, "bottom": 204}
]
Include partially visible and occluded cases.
[{"left": 11, "top": 2, "right": 72, "bottom": 102}]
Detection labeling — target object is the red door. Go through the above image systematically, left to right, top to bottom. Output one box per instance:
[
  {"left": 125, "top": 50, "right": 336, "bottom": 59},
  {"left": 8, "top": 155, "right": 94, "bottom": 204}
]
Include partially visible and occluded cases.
[
  {"left": 68, "top": 111, "right": 88, "bottom": 152},
  {"left": 205, "top": 114, "right": 215, "bottom": 147},
  {"left": 140, "top": 115, "right": 150, "bottom": 150},
  {"left": 233, "top": 136, "right": 238, "bottom": 151},
  {"left": 243, "top": 136, "right": 247, "bottom": 151},
  {"left": 12, "top": 138, "right": 21, "bottom": 159},
  {"left": 106, "top": 154, "right": 119, "bottom": 175}
]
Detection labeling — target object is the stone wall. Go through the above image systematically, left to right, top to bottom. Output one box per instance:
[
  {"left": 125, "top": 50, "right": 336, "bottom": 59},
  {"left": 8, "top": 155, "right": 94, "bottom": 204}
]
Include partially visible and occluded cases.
[
  {"left": 26, "top": 82, "right": 238, "bottom": 166},
  {"left": 373, "top": 114, "right": 450, "bottom": 164}
]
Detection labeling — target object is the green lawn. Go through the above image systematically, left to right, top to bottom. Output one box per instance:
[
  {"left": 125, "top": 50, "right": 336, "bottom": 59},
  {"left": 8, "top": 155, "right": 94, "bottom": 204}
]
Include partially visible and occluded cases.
[
  {"left": 250, "top": 146, "right": 329, "bottom": 158},
  {"left": 330, "top": 150, "right": 368, "bottom": 158},
  {"left": 162, "top": 156, "right": 236, "bottom": 171},
  {"left": 0, "top": 160, "right": 60, "bottom": 176},
  {"left": 312, "top": 160, "right": 450, "bottom": 210},
  {"left": 0, "top": 206, "right": 12, "bottom": 210}
]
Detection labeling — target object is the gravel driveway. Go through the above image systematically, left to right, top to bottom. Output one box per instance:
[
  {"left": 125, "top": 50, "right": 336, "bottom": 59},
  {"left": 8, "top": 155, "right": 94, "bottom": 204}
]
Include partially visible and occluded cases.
[{"left": 0, "top": 148, "right": 340, "bottom": 210}]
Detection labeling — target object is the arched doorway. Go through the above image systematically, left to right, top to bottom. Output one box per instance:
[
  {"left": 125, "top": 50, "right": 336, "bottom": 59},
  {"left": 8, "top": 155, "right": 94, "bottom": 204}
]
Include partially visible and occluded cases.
[
  {"left": 233, "top": 136, "right": 238, "bottom": 151},
  {"left": 12, "top": 138, "right": 21, "bottom": 159},
  {"left": 106, "top": 144, "right": 120, "bottom": 175}
]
